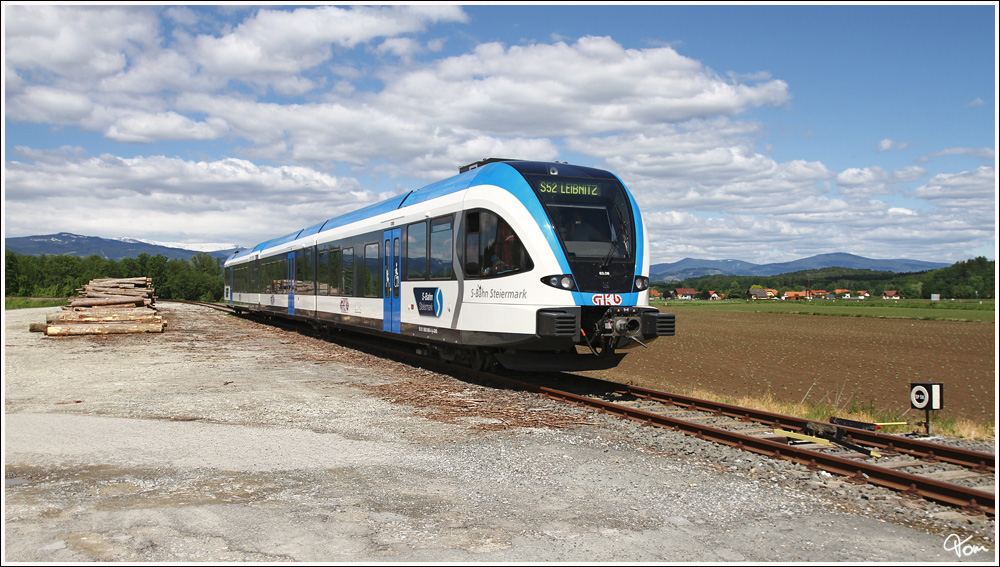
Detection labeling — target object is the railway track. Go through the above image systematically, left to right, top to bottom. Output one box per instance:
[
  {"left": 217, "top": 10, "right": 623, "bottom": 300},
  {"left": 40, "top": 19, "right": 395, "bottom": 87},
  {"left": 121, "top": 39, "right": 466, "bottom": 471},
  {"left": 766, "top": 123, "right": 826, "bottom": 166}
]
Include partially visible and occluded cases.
[
  {"left": 158, "top": 299, "right": 236, "bottom": 314},
  {"left": 180, "top": 302, "right": 996, "bottom": 517},
  {"left": 516, "top": 374, "right": 995, "bottom": 516}
]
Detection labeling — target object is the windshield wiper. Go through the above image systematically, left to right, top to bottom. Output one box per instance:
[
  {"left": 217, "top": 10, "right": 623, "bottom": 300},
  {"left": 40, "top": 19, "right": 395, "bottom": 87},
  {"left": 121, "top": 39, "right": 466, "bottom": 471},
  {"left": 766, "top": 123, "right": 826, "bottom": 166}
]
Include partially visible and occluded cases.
[{"left": 601, "top": 202, "right": 629, "bottom": 268}]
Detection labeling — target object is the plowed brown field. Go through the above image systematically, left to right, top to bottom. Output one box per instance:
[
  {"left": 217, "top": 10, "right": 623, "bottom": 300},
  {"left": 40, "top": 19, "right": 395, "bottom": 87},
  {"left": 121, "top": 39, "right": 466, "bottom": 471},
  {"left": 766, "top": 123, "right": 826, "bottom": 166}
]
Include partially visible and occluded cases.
[{"left": 587, "top": 308, "right": 995, "bottom": 424}]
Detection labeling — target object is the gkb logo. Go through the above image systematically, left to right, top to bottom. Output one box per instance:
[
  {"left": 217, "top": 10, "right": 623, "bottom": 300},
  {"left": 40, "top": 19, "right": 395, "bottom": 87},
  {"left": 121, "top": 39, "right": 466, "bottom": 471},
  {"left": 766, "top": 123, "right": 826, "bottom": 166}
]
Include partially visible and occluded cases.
[
  {"left": 414, "top": 287, "right": 443, "bottom": 317},
  {"left": 592, "top": 293, "right": 622, "bottom": 306}
]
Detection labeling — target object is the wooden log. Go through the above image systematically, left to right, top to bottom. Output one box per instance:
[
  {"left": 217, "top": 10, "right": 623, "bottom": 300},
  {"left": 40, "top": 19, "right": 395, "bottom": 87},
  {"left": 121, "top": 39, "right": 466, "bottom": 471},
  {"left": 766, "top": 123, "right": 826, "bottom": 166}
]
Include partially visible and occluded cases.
[
  {"left": 90, "top": 277, "right": 151, "bottom": 285},
  {"left": 90, "top": 282, "right": 137, "bottom": 288},
  {"left": 84, "top": 284, "right": 145, "bottom": 291},
  {"left": 82, "top": 290, "right": 150, "bottom": 299},
  {"left": 72, "top": 295, "right": 137, "bottom": 304},
  {"left": 69, "top": 297, "right": 144, "bottom": 307},
  {"left": 52, "top": 307, "right": 156, "bottom": 319},
  {"left": 48, "top": 312, "right": 163, "bottom": 324},
  {"left": 45, "top": 322, "right": 166, "bottom": 336},
  {"left": 29, "top": 323, "right": 48, "bottom": 333}
]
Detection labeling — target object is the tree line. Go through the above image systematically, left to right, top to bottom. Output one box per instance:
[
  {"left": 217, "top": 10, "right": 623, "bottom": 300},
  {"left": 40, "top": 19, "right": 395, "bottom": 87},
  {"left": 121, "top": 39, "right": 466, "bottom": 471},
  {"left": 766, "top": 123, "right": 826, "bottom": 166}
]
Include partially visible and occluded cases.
[
  {"left": 5, "top": 251, "right": 225, "bottom": 302},
  {"left": 6, "top": 251, "right": 994, "bottom": 303},
  {"left": 652, "top": 257, "right": 995, "bottom": 300}
]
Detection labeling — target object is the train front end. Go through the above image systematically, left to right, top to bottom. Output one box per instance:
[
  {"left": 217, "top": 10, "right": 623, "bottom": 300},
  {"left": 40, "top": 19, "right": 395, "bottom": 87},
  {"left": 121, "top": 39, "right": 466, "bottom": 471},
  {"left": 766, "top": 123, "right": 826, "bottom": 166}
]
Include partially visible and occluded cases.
[{"left": 491, "top": 161, "right": 675, "bottom": 370}]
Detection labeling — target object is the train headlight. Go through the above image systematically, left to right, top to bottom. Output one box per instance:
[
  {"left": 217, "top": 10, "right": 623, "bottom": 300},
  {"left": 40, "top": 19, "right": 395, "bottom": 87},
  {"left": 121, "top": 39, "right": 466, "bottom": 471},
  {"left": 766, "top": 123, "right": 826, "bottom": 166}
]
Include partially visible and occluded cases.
[
  {"left": 542, "top": 274, "right": 577, "bottom": 291},
  {"left": 633, "top": 276, "right": 649, "bottom": 291}
]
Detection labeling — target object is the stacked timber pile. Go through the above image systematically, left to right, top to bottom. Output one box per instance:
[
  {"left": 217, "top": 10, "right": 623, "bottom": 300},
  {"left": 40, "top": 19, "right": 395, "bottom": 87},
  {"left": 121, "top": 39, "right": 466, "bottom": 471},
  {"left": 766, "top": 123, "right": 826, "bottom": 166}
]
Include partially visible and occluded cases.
[{"left": 32, "top": 277, "right": 166, "bottom": 336}]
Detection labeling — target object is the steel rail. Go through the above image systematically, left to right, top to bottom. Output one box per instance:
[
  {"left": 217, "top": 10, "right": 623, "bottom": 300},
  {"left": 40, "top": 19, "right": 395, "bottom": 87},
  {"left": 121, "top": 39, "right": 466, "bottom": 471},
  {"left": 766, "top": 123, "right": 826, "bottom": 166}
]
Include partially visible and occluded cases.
[
  {"left": 158, "top": 299, "right": 236, "bottom": 314},
  {"left": 577, "top": 377, "right": 995, "bottom": 474},
  {"left": 538, "top": 386, "right": 995, "bottom": 516}
]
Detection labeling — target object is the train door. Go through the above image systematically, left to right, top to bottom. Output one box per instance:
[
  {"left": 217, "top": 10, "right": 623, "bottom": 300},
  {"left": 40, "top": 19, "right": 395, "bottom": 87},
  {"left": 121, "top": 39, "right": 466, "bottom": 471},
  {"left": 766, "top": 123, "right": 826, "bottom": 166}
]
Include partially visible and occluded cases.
[
  {"left": 382, "top": 228, "right": 401, "bottom": 333},
  {"left": 287, "top": 251, "right": 295, "bottom": 315}
]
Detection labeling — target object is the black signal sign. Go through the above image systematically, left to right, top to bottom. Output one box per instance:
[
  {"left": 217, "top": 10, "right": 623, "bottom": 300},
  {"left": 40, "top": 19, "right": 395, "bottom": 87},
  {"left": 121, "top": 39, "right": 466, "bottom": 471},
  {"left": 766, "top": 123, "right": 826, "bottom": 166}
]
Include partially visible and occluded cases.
[{"left": 910, "top": 383, "right": 943, "bottom": 410}]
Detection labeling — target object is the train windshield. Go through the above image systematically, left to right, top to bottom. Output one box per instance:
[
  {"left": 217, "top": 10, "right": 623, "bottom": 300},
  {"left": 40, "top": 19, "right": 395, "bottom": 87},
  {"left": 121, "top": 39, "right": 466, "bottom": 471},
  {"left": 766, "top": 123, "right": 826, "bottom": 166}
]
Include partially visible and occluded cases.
[{"left": 525, "top": 175, "right": 634, "bottom": 261}]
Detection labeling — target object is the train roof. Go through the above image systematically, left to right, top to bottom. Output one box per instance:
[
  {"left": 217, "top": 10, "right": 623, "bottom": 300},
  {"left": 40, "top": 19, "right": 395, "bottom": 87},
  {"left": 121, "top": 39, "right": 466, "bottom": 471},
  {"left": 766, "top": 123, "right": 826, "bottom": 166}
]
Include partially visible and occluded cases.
[{"left": 226, "top": 160, "right": 617, "bottom": 263}]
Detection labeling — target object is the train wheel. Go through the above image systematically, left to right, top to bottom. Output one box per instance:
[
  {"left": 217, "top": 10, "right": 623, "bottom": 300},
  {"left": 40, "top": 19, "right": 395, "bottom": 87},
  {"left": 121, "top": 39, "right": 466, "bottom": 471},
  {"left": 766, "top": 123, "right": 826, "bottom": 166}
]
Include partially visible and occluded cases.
[{"left": 469, "top": 348, "right": 495, "bottom": 371}]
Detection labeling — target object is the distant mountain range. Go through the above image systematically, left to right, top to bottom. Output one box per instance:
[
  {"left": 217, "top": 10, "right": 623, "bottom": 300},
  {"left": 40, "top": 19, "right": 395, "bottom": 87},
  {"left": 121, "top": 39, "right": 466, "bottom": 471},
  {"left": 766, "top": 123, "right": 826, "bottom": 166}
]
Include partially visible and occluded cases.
[
  {"left": 4, "top": 233, "right": 240, "bottom": 262},
  {"left": 6, "top": 233, "right": 952, "bottom": 278},
  {"left": 650, "top": 253, "right": 951, "bottom": 282}
]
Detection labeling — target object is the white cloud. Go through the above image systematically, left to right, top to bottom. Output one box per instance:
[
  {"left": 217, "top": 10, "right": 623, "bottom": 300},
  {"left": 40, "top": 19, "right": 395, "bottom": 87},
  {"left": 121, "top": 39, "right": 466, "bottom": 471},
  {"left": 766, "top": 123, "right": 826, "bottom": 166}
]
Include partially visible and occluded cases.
[
  {"left": 3, "top": 5, "right": 160, "bottom": 79},
  {"left": 191, "top": 5, "right": 467, "bottom": 77},
  {"left": 376, "top": 36, "right": 789, "bottom": 138},
  {"left": 375, "top": 37, "right": 423, "bottom": 62},
  {"left": 6, "top": 86, "right": 94, "bottom": 123},
  {"left": 104, "top": 111, "right": 229, "bottom": 143},
  {"left": 877, "top": 138, "right": 910, "bottom": 152},
  {"left": 916, "top": 147, "right": 996, "bottom": 163},
  {"left": 3, "top": 151, "right": 375, "bottom": 246},
  {"left": 835, "top": 165, "right": 927, "bottom": 197},
  {"left": 912, "top": 166, "right": 996, "bottom": 210}
]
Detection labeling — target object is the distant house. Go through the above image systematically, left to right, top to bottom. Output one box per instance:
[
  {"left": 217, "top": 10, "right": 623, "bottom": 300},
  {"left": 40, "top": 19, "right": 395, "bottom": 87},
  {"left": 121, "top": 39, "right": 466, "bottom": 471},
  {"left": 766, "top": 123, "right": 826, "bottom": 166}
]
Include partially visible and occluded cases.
[
  {"left": 675, "top": 288, "right": 697, "bottom": 300},
  {"left": 765, "top": 288, "right": 779, "bottom": 298},
  {"left": 834, "top": 288, "right": 850, "bottom": 298},
  {"left": 649, "top": 289, "right": 661, "bottom": 299},
  {"left": 748, "top": 289, "right": 769, "bottom": 300},
  {"left": 808, "top": 289, "right": 828, "bottom": 299},
  {"left": 707, "top": 290, "right": 721, "bottom": 300},
  {"left": 856, "top": 290, "right": 870, "bottom": 298},
  {"left": 883, "top": 290, "right": 902, "bottom": 300},
  {"left": 784, "top": 291, "right": 808, "bottom": 300}
]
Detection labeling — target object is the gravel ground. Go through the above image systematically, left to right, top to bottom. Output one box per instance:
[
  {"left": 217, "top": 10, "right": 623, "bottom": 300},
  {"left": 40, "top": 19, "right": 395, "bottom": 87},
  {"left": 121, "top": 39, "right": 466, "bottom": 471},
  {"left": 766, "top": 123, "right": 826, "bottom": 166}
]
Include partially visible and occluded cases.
[{"left": 3, "top": 303, "right": 996, "bottom": 563}]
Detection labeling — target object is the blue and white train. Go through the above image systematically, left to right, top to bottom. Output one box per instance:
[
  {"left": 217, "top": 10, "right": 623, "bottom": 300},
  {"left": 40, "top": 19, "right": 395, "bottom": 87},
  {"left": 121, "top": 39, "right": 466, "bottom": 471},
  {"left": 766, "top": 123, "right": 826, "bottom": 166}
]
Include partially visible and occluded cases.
[{"left": 223, "top": 159, "right": 674, "bottom": 371}]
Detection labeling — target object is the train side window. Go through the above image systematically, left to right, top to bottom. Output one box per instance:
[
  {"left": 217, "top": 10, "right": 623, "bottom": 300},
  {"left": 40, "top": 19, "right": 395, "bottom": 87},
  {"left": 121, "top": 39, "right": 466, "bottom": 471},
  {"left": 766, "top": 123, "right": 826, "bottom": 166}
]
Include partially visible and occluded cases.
[
  {"left": 463, "top": 211, "right": 480, "bottom": 277},
  {"left": 464, "top": 211, "right": 533, "bottom": 279},
  {"left": 430, "top": 216, "right": 454, "bottom": 279},
  {"left": 406, "top": 220, "right": 428, "bottom": 280},
  {"left": 464, "top": 232, "right": 480, "bottom": 277},
  {"left": 384, "top": 237, "right": 392, "bottom": 298},
  {"left": 363, "top": 242, "right": 380, "bottom": 297},
  {"left": 318, "top": 246, "right": 341, "bottom": 296},
  {"left": 342, "top": 247, "right": 354, "bottom": 296},
  {"left": 295, "top": 248, "right": 315, "bottom": 294},
  {"left": 329, "top": 248, "right": 341, "bottom": 296},
  {"left": 317, "top": 249, "right": 328, "bottom": 295},
  {"left": 280, "top": 256, "right": 290, "bottom": 294},
  {"left": 263, "top": 258, "right": 275, "bottom": 293}
]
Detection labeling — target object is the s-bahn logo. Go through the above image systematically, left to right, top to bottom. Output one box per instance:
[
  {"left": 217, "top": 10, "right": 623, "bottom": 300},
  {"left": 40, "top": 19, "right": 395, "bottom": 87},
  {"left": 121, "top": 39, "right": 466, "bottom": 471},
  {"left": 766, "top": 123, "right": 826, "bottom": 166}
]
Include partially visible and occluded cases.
[
  {"left": 414, "top": 287, "right": 443, "bottom": 317},
  {"left": 592, "top": 293, "right": 622, "bottom": 306}
]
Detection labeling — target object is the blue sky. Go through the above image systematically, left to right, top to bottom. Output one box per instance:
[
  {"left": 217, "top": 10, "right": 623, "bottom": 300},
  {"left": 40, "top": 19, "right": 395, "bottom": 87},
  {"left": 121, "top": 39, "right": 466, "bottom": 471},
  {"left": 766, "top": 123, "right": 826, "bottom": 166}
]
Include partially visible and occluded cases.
[{"left": 3, "top": 2, "right": 996, "bottom": 265}]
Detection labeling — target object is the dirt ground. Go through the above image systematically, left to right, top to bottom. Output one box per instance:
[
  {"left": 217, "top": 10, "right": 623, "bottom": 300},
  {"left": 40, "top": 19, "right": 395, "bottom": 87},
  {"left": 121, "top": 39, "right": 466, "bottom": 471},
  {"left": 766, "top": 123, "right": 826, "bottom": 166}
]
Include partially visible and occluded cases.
[
  {"left": 3, "top": 304, "right": 996, "bottom": 563},
  {"left": 587, "top": 309, "right": 996, "bottom": 425}
]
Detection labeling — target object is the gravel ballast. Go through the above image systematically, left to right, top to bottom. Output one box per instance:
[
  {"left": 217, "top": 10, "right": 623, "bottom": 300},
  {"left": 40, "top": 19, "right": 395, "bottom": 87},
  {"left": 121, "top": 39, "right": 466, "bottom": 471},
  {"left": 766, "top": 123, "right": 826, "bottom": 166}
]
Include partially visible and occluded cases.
[{"left": 3, "top": 304, "right": 995, "bottom": 562}]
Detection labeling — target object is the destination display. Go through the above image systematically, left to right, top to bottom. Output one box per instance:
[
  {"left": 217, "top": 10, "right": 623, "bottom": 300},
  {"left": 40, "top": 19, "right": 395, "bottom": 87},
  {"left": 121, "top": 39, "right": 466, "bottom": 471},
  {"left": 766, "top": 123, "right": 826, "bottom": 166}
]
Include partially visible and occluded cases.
[{"left": 528, "top": 176, "right": 622, "bottom": 201}]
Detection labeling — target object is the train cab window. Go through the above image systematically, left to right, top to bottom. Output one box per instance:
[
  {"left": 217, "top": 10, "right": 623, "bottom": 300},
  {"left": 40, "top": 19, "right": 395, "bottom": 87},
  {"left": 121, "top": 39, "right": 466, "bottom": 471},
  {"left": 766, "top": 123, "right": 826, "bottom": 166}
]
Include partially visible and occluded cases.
[
  {"left": 526, "top": 174, "right": 634, "bottom": 261},
  {"left": 462, "top": 210, "right": 533, "bottom": 279},
  {"left": 429, "top": 216, "right": 454, "bottom": 279},
  {"left": 406, "top": 221, "right": 428, "bottom": 280},
  {"left": 363, "top": 242, "right": 380, "bottom": 297}
]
